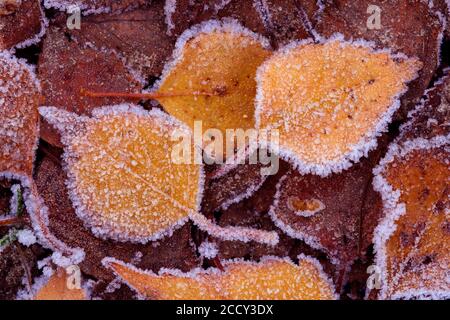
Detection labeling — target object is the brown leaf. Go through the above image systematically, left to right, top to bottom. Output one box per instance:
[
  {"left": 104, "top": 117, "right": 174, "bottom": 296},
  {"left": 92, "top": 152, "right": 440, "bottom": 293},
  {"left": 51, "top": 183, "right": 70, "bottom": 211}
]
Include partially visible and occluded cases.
[
  {"left": 0, "top": 0, "right": 45, "bottom": 50},
  {"left": 68, "top": 1, "right": 175, "bottom": 81},
  {"left": 38, "top": 24, "right": 143, "bottom": 146}
]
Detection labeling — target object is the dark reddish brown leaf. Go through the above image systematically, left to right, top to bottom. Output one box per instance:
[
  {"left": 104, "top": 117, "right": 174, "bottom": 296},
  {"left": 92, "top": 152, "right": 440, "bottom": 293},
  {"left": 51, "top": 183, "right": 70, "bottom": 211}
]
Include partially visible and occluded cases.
[
  {"left": 0, "top": 0, "right": 45, "bottom": 50},
  {"left": 68, "top": 1, "right": 175, "bottom": 81},
  {"left": 38, "top": 24, "right": 143, "bottom": 146},
  {"left": 268, "top": 137, "right": 389, "bottom": 271}
]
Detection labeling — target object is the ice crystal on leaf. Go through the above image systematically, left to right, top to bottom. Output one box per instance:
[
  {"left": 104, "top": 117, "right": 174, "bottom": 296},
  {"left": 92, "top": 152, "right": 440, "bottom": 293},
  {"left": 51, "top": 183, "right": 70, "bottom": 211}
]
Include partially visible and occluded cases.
[
  {"left": 154, "top": 20, "right": 272, "bottom": 160},
  {"left": 255, "top": 37, "right": 422, "bottom": 176},
  {"left": 0, "top": 50, "right": 40, "bottom": 178},
  {"left": 373, "top": 72, "right": 450, "bottom": 300},
  {"left": 40, "top": 105, "right": 278, "bottom": 245},
  {"left": 373, "top": 146, "right": 449, "bottom": 300},
  {"left": 104, "top": 255, "right": 337, "bottom": 300}
]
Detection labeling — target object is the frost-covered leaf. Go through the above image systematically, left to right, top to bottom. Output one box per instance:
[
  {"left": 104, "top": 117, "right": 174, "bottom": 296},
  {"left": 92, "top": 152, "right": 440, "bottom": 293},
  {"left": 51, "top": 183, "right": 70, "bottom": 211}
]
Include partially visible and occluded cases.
[
  {"left": 0, "top": 0, "right": 47, "bottom": 50},
  {"left": 43, "top": 0, "right": 148, "bottom": 14},
  {"left": 164, "top": 0, "right": 267, "bottom": 37},
  {"left": 253, "top": 0, "right": 317, "bottom": 46},
  {"left": 315, "top": 0, "right": 444, "bottom": 117},
  {"left": 68, "top": 1, "right": 175, "bottom": 81},
  {"left": 154, "top": 20, "right": 271, "bottom": 160},
  {"left": 38, "top": 25, "right": 143, "bottom": 147},
  {"left": 256, "top": 38, "right": 421, "bottom": 176},
  {"left": 0, "top": 50, "right": 40, "bottom": 178},
  {"left": 398, "top": 71, "right": 450, "bottom": 144},
  {"left": 373, "top": 72, "right": 450, "bottom": 300},
  {"left": 40, "top": 105, "right": 278, "bottom": 245},
  {"left": 40, "top": 105, "right": 202, "bottom": 243},
  {"left": 268, "top": 139, "right": 387, "bottom": 272},
  {"left": 373, "top": 146, "right": 449, "bottom": 300},
  {"left": 34, "top": 154, "right": 200, "bottom": 281},
  {"left": 201, "top": 156, "right": 269, "bottom": 214},
  {"left": 104, "top": 255, "right": 337, "bottom": 299},
  {"left": 34, "top": 269, "right": 86, "bottom": 300}
]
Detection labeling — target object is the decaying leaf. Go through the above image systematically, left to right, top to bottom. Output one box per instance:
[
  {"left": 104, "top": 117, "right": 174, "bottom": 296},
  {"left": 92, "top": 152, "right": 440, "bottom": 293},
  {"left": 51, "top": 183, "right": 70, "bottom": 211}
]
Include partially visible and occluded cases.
[
  {"left": 0, "top": 0, "right": 47, "bottom": 50},
  {"left": 164, "top": 0, "right": 267, "bottom": 37},
  {"left": 252, "top": 0, "right": 316, "bottom": 46},
  {"left": 315, "top": 0, "right": 444, "bottom": 117},
  {"left": 67, "top": 1, "right": 175, "bottom": 82},
  {"left": 38, "top": 25, "right": 143, "bottom": 147},
  {"left": 256, "top": 38, "right": 422, "bottom": 176},
  {"left": 0, "top": 50, "right": 40, "bottom": 178},
  {"left": 373, "top": 72, "right": 450, "bottom": 299},
  {"left": 40, "top": 105, "right": 278, "bottom": 245},
  {"left": 268, "top": 138, "right": 388, "bottom": 272},
  {"left": 373, "top": 146, "right": 449, "bottom": 300},
  {"left": 201, "top": 154, "right": 269, "bottom": 214},
  {"left": 104, "top": 255, "right": 337, "bottom": 299},
  {"left": 34, "top": 269, "right": 86, "bottom": 300}
]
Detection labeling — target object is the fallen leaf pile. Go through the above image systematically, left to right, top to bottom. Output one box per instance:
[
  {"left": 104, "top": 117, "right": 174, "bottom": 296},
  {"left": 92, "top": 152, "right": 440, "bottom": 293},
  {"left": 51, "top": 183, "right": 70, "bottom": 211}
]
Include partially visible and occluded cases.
[{"left": 0, "top": 0, "right": 449, "bottom": 300}]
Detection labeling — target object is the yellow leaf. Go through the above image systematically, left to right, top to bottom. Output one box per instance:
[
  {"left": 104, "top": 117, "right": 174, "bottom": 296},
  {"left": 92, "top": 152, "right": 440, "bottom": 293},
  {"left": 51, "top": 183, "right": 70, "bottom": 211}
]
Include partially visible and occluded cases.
[
  {"left": 155, "top": 20, "right": 272, "bottom": 160},
  {"left": 256, "top": 38, "right": 422, "bottom": 176},
  {"left": 40, "top": 105, "right": 278, "bottom": 245}
]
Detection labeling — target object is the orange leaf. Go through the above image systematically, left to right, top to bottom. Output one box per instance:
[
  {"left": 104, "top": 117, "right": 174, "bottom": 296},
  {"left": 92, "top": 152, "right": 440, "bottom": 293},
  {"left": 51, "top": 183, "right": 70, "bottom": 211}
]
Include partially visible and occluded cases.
[{"left": 104, "top": 255, "right": 337, "bottom": 300}]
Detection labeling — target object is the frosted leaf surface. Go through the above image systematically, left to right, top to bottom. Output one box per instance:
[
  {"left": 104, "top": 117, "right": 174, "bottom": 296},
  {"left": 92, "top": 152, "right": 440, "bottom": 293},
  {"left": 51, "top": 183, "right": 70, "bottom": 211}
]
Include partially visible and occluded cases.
[
  {"left": 0, "top": 0, "right": 47, "bottom": 50},
  {"left": 43, "top": 0, "right": 148, "bottom": 14},
  {"left": 315, "top": 0, "right": 444, "bottom": 116},
  {"left": 68, "top": 1, "right": 175, "bottom": 81},
  {"left": 155, "top": 20, "right": 271, "bottom": 159},
  {"left": 38, "top": 25, "right": 143, "bottom": 147},
  {"left": 256, "top": 38, "right": 422, "bottom": 176},
  {"left": 0, "top": 50, "right": 40, "bottom": 177},
  {"left": 373, "top": 71, "right": 450, "bottom": 300},
  {"left": 40, "top": 105, "right": 202, "bottom": 243},
  {"left": 40, "top": 105, "right": 278, "bottom": 246},
  {"left": 269, "top": 139, "right": 387, "bottom": 269},
  {"left": 373, "top": 147, "right": 449, "bottom": 300},
  {"left": 35, "top": 154, "right": 200, "bottom": 282},
  {"left": 104, "top": 255, "right": 337, "bottom": 299}
]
